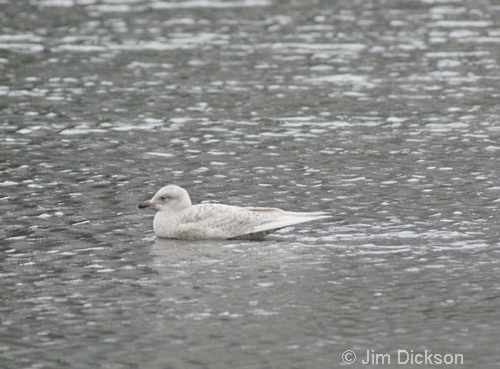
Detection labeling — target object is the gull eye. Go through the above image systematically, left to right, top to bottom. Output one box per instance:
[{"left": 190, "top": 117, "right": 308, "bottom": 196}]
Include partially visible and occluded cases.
[{"left": 161, "top": 195, "right": 170, "bottom": 201}]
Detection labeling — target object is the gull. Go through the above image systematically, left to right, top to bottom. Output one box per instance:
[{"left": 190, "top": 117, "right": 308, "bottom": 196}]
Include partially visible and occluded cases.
[{"left": 138, "top": 185, "right": 330, "bottom": 240}]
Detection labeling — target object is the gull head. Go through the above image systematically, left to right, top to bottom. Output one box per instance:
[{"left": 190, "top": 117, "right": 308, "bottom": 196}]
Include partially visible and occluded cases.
[{"left": 138, "top": 185, "right": 192, "bottom": 213}]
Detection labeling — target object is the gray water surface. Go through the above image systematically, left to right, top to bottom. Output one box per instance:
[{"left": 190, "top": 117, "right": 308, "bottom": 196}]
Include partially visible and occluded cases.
[{"left": 1, "top": 0, "right": 500, "bottom": 368}]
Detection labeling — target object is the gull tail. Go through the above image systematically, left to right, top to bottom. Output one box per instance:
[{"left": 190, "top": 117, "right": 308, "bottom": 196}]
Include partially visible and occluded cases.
[{"left": 250, "top": 210, "right": 331, "bottom": 234}]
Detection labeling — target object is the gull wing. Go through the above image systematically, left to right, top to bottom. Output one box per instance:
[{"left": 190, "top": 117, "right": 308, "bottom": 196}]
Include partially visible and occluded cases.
[{"left": 176, "top": 204, "right": 330, "bottom": 240}]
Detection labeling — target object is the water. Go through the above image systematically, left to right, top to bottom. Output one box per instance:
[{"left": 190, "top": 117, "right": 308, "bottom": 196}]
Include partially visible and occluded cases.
[{"left": 1, "top": 0, "right": 500, "bottom": 368}]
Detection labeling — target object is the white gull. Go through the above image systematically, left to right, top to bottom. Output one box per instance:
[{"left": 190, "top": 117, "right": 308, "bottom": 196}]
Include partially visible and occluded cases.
[{"left": 138, "top": 185, "right": 330, "bottom": 240}]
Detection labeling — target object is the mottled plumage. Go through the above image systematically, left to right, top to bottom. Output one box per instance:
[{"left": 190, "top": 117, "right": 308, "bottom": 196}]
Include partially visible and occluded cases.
[{"left": 138, "top": 185, "right": 330, "bottom": 240}]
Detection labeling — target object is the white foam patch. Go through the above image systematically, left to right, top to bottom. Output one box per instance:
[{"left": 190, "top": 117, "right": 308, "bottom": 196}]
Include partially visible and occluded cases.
[{"left": 151, "top": 0, "right": 272, "bottom": 9}]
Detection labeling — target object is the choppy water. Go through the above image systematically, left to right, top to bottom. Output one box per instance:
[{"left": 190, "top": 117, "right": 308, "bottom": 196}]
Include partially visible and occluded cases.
[{"left": 1, "top": 0, "right": 500, "bottom": 368}]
